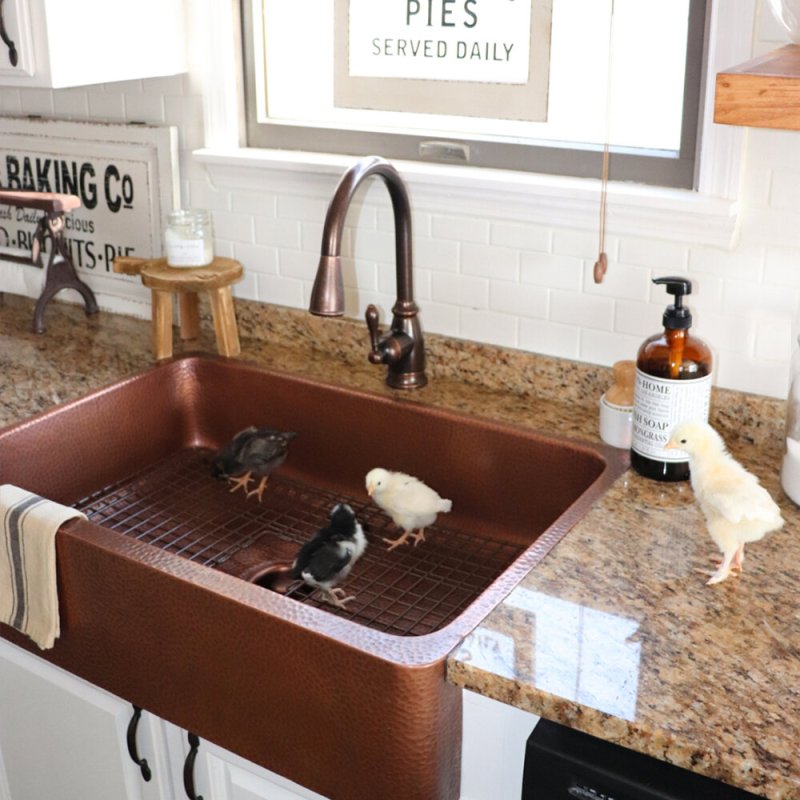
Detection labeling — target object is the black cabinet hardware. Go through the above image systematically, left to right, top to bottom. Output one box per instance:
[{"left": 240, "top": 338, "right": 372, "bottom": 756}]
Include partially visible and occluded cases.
[
  {"left": 0, "top": 0, "right": 18, "bottom": 67},
  {"left": 125, "top": 705, "right": 152, "bottom": 782},
  {"left": 183, "top": 732, "right": 203, "bottom": 800}
]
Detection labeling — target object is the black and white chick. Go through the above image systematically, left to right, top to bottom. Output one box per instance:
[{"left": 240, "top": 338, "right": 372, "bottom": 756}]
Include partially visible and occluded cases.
[
  {"left": 210, "top": 426, "right": 296, "bottom": 501},
  {"left": 291, "top": 503, "right": 367, "bottom": 609}
]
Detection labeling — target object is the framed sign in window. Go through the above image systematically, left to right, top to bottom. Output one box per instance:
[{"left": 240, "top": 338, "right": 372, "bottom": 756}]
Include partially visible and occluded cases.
[{"left": 334, "top": 0, "right": 553, "bottom": 121}]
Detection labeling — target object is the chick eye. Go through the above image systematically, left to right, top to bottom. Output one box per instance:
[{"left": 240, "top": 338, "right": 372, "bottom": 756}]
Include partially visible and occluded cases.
[{"left": 679, "top": 438, "right": 687, "bottom": 444}]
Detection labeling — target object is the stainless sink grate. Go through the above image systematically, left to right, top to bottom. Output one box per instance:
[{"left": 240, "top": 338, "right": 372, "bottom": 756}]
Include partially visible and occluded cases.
[{"left": 74, "top": 447, "right": 524, "bottom": 636}]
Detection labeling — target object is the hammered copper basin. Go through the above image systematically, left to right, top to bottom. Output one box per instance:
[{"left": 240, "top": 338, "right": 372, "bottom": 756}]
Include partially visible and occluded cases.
[{"left": 0, "top": 354, "right": 626, "bottom": 800}]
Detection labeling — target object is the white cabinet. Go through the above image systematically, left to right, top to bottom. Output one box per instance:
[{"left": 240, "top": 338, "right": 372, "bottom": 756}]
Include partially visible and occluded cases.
[
  {"left": 0, "top": 0, "right": 186, "bottom": 88},
  {"left": 0, "top": 638, "right": 175, "bottom": 800},
  {"left": 0, "top": 639, "right": 538, "bottom": 800},
  {"left": 185, "top": 737, "right": 330, "bottom": 800}
]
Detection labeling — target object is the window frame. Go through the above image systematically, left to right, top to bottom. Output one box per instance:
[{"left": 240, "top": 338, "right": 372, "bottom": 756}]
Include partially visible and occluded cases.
[{"left": 240, "top": 0, "right": 709, "bottom": 189}]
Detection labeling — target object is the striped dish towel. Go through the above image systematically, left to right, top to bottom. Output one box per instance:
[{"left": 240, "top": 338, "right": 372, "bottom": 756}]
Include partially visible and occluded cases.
[{"left": 0, "top": 484, "right": 86, "bottom": 650}]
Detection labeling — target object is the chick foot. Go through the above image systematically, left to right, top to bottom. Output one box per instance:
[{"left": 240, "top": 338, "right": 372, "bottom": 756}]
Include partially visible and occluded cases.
[
  {"left": 227, "top": 472, "right": 253, "bottom": 495},
  {"left": 246, "top": 476, "right": 269, "bottom": 502},
  {"left": 412, "top": 528, "right": 426, "bottom": 546},
  {"left": 383, "top": 531, "right": 414, "bottom": 551},
  {"left": 705, "top": 550, "right": 737, "bottom": 585},
  {"left": 319, "top": 587, "right": 356, "bottom": 608}
]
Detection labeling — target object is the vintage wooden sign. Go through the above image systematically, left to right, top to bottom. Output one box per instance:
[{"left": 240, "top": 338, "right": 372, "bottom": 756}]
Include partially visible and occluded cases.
[
  {"left": 335, "top": 0, "right": 553, "bottom": 121},
  {"left": 0, "top": 117, "right": 178, "bottom": 307}
]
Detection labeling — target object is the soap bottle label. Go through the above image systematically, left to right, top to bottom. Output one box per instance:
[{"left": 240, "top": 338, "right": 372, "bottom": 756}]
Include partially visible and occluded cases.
[{"left": 632, "top": 370, "right": 711, "bottom": 461}]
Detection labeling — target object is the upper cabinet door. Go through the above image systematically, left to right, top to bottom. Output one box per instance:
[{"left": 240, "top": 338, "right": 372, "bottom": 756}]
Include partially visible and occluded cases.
[{"left": 0, "top": 0, "right": 186, "bottom": 88}]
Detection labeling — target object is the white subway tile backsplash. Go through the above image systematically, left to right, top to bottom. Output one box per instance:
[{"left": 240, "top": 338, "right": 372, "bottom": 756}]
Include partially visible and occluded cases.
[
  {"left": 6, "top": 24, "right": 799, "bottom": 400},
  {"left": 20, "top": 89, "right": 55, "bottom": 116},
  {"left": 53, "top": 89, "right": 90, "bottom": 118},
  {"left": 86, "top": 92, "right": 125, "bottom": 121},
  {"left": 122, "top": 93, "right": 166, "bottom": 123},
  {"left": 769, "top": 169, "right": 800, "bottom": 211},
  {"left": 212, "top": 210, "right": 255, "bottom": 244},
  {"left": 432, "top": 215, "right": 490, "bottom": 244},
  {"left": 257, "top": 217, "right": 301, "bottom": 250},
  {"left": 490, "top": 222, "right": 550, "bottom": 252},
  {"left": 413, "top": 236, "right": 460, "bottom": 273},
  {"left": 618, "top": 237, "right": 688, "bottom": 272},
  {"left": 232, "top": 242, "right": 278, "bottom": 275},
  {"left": 461, "top": 242, "right": 518, "bottom": 281},
  {"left": 764, "top": 247, "right": 800, "bottom": 288},
  {"left": 277, "top": 249, "right": 317, "bottom": 282},
  {"left": 520, "top": 252, "right": 582, "bottom": 291},
  {"left": 584, "top": 261, "right": 650, "bottom": 302},
  {"left": 255, "top": 273, "right": 305, "bottom": 307},
  {"left": 431, "top": 273, "right": 489, "bottom": 309},
  {"left": 489, "top": 280, "right": 547, "bottom": 319},
  {"left": 550, "top": 290, "right": 614, "bottom": 331},
  {"left": 460, "top": 309, "right": 517, "bottom": 348},
  {"left": 518, "top": 318, "right": 580, "bottom": 360},
  {"left": 579, "top": 329, "right": 642, "bottom": 367}
]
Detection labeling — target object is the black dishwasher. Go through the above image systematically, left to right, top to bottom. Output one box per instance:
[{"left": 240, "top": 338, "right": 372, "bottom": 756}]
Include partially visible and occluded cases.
[{"left": 522, "top": 720, "right": 761, "bottom": 799}]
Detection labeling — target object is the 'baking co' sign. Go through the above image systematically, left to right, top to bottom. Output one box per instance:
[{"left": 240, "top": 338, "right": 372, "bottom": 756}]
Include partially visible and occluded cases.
[
  {"left": 335, "top": 0, "right": 552, "bottom": 121},
  {"left": 349, "top": 0, "right": 532, "bottom": 83},
  {"left": 0, "top": 118, "right": 178, "bottom": 285}
]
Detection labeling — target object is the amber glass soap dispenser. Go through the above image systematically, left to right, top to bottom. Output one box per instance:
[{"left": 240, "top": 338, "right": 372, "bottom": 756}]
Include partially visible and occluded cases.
[{"left": 631, "top": 277, "right": 712, "bottom": 481}]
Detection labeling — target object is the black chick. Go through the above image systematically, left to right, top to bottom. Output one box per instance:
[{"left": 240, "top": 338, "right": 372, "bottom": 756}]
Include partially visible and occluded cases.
[
  {"left": 210, "top": 426, "right": 296, "bottom": 501},
  {"left": 291, "top": 503, "right": 367, "bottom": 608}
]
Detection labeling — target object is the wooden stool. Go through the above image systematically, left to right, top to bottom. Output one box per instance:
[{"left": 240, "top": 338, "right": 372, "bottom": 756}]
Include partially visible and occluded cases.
[{"left": 114, "top": 256, "right": 243, "bottom": 359}]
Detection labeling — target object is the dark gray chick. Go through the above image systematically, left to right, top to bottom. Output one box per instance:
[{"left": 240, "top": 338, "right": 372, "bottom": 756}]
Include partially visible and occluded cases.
[
  {"left": 211, "top": 426, "right": 296, "bottom": 501},
  {"left": 291, "top": 503, "right": 367, "bottom": 608}
]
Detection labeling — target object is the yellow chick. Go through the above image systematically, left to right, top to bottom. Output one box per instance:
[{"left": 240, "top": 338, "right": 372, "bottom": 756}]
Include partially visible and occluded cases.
[
  {"left": 666, "top": 421, "right": 784, "bottom": 585},
  {"left": 365, "top": 468, "right": 452, "bottom": 551}
]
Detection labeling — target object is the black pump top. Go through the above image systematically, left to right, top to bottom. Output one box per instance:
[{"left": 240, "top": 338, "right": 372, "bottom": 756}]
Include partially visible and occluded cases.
[{"left": 653, "top": 276, "right": 692, "bottom": 330}]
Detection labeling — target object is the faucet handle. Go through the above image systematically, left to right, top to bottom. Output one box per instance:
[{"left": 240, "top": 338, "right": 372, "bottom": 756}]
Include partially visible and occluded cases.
[{"left": 365, "top": 304, "right": 384, "bottom": 364}]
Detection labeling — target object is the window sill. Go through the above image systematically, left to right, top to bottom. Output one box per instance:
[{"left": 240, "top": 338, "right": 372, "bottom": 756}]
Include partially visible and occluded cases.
[{"left": 194, "top": 146, "right": 740, "bottom": 248}]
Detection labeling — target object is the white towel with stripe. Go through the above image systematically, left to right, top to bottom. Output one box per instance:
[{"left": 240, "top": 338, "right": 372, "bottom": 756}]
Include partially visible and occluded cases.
[{"left": 0, "top": 484, "right": 86, "bottom": 650}]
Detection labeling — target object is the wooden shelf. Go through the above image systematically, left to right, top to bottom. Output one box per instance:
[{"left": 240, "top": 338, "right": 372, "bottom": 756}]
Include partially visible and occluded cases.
[{"left": 714, "top": 44, "right": 800, "bottom": 130}]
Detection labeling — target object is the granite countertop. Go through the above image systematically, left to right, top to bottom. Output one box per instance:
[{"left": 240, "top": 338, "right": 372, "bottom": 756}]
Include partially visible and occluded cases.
[{"left": 0, "top": 294, "right": 797, "bottom": 799}]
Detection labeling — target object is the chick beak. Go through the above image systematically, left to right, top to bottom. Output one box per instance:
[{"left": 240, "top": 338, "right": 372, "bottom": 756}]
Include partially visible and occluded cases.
[
  {"left": 664, "top": 437, "right": 677, "bottom": 450},
  {"left": 366, "top": 482, "right": 375, "bottom": 497}
]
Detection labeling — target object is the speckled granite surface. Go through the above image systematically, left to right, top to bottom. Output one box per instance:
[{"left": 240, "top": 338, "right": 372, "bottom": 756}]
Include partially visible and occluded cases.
[{"left": 0, "top": 293, "right": 796, "bottom": 799}]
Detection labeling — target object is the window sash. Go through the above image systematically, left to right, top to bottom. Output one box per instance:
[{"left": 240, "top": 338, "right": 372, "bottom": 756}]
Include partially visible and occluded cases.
[{"left": 241, "top": 0, "right": 708, "bottom": 190}]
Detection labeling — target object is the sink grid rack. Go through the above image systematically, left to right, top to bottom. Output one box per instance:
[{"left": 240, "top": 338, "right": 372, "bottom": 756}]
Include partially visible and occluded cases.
[{"left": 74, "top": 447, "right": 524, "bottom": 637}]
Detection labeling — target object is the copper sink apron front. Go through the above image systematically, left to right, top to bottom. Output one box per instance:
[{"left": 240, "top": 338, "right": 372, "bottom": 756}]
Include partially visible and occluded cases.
[{"left": 0, "top": 355, "right": 628, "bottom": 800}]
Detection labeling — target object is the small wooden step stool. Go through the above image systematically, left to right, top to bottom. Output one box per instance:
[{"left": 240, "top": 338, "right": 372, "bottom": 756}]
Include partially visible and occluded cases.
[{"left": 114, "top": 256, "right": 243, "bottom": 360}]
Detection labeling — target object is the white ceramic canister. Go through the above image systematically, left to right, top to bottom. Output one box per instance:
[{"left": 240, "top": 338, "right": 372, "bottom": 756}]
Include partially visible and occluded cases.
[{"left": 165, "top": 209, "right": 214, "bottom": 268}]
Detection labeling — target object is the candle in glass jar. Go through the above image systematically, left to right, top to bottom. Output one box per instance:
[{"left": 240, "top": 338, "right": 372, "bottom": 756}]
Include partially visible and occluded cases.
[{"left": 164, "top": 209, "right": 214, "bottom": 267}]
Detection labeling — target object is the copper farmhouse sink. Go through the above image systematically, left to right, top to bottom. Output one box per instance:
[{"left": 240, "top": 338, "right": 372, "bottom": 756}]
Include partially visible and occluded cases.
[{"left": 0, "top": 354, "right": 627, "bottom": 800}]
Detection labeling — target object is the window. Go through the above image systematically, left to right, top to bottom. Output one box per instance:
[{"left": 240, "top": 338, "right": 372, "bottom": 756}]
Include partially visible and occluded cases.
[{"left": 241, "top": 0, "right": 708, "bottom": 188}]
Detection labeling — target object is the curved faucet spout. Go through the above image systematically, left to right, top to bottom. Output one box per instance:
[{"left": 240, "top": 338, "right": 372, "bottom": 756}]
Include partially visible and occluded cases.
[{"left": 310, "top": 156, "right": 427, "bottom": 389}]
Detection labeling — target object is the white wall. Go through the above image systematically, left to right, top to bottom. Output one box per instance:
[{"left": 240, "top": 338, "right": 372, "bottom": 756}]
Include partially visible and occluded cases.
[{"left": 0, "top": 2, "right": 798, "bottom": 399}]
